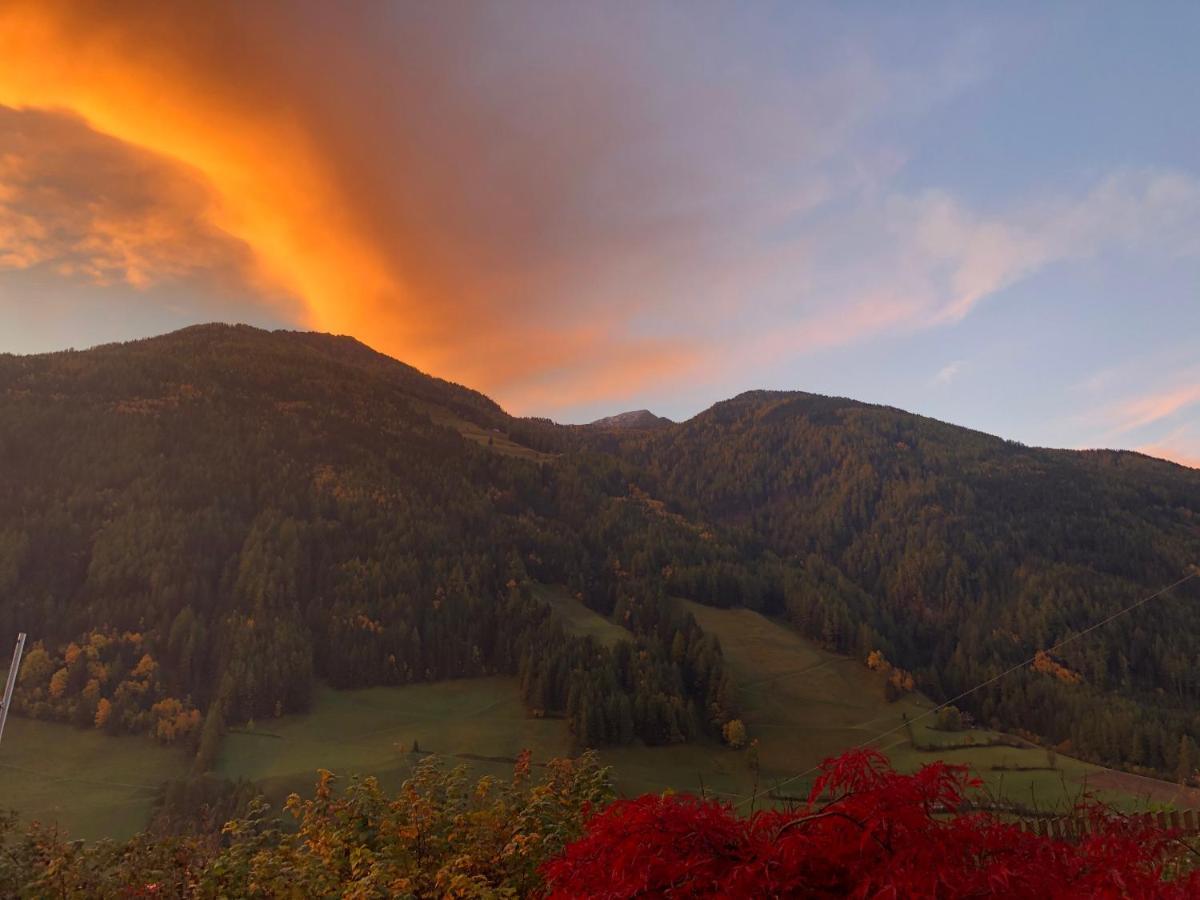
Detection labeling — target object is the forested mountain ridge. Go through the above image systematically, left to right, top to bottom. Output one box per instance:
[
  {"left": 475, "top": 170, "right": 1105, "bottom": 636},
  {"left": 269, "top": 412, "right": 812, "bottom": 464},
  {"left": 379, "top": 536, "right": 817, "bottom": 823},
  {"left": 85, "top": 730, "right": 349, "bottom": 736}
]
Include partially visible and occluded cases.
[
  {"left": 0, "top": 324, "right": 737, "bottom": 759},
  {"left": 3, "top": 325, "right": 1200, "bottom": 778},
  {"left": 606, "top": 389, "right": 1200, "bottom": 773}
]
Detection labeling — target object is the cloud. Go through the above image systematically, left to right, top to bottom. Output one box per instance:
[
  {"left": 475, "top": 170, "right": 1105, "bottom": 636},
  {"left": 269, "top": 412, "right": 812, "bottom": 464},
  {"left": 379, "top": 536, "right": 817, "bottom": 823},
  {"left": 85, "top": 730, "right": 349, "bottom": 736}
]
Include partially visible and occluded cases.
[
  {"left": 0, "top": 1, "right": 960, "bottom": 409},
  {"left": 0, "top": 2, "right": 1196, "bottom": 420},
  {"left": 0, "top": 3, "right": 405, "bottom": 355},
  {"left": 0, "top": 106, "right": 261, "bottom": 292},
  {"left": 697, "top": 168, "right": 1200, "bottom": 382},
  {"left": 883, "top": 168, "right": 1200, "bottom": 326},
  {"left": 1070, "top": 357, "right": 1200, "bottom": 467},
  {"left": 933, "top": 360, "right": 964, "bottom": 386},
  {"left": 1113, "top": 382, "right": 1200, "bottom": 435},
  {"left": 1136, "top": 423, "right": 1200, "bottom": 470}
]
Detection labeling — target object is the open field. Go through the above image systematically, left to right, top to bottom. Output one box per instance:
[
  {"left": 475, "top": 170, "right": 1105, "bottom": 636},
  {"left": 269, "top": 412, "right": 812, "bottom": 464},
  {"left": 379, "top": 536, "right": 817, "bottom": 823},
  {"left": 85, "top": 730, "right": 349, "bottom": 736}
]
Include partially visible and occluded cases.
[
  {"left": 409, "top": 398, "right": 556, "bottom": 462},
  {"left": 453, "top": 418, "right": 554, "bottom": 461},
  {"left": 535, "top": 584, "right": 633, "bottom": 647},
  {"left": 4, "top": 598, "right": 1182, "bottom": 841},
  {"left": 678, "top": 600, "right": 1147, "bottom": 812},
  {"left": 210, "top": 674, "right": 738, "bottom": 808},
  {"left": 216, "top": 678, "right": 573, "bottom": 805},
  {"left": 0, "top": 717, "right": 190, "bottom": 840},
  {"left": 1085, "top": 770, "right": 1200, "bottom": 809}
]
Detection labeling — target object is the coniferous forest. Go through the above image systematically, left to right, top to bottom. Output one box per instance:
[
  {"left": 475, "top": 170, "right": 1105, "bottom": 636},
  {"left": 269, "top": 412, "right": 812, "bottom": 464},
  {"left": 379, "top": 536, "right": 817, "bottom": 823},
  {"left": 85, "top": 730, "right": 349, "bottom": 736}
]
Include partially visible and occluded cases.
[{"left": 2, "top": 323, "right": 1199, "bottom": 781}]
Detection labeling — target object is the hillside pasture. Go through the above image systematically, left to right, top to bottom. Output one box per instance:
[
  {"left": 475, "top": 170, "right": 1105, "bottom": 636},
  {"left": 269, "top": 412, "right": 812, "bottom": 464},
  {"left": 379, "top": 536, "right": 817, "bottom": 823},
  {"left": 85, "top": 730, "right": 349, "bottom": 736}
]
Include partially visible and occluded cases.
[
  {"left": 409, "top": 398, "right": 555, "bottom": 461},
  {"left": 535, "top": 584, "right": 632, "bottom": 648},
  {"left": 665, "top": 600, "right": 1138, "bottom": 812},
  {"left": 4, "top": 605, "right": 1173, "bottom": 843},
  {"left": 215, "top": 678, "right": 573, "bottom": 805},
  {"left": 0, "top": 717, "right": 189, "bottom": 841}
]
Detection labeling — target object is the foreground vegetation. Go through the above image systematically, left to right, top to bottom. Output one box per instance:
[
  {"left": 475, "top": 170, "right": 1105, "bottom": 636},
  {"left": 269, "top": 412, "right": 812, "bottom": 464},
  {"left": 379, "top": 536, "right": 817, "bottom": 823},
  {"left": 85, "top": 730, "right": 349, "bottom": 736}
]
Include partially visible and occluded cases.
[{"left": 3, "top": 749, "right": 1198, "bottom": 898}]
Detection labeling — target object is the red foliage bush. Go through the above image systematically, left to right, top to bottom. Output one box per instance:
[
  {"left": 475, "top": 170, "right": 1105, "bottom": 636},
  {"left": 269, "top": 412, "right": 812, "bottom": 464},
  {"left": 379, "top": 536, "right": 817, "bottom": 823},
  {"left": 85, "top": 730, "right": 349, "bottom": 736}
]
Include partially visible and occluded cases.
[{"left": 543, "top": 749, "right": 1200, "bottom": 898}]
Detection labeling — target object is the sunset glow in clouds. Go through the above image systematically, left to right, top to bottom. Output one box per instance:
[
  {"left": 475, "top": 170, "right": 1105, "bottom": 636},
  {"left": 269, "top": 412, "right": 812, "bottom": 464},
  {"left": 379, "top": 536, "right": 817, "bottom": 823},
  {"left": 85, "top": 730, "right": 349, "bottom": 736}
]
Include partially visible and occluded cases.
[{"left": 0, "top": 1, "right": 1197, "bottom": 465}]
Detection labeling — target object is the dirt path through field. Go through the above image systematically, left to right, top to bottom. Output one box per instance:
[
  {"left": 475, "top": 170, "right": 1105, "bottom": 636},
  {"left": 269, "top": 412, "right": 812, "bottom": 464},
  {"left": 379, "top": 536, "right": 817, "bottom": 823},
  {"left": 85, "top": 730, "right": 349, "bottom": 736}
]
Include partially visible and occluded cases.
[{"left": 1082, "top": 770, "right": 1200, "bottom": 808}]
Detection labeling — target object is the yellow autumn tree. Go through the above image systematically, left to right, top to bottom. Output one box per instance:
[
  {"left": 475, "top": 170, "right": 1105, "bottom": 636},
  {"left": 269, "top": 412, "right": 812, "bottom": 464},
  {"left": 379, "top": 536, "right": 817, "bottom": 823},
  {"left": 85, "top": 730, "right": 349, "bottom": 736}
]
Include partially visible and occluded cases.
[
  {"left": 18, "top": 645, "right": 53, "bottom": 686},
  {"left": 1032, "top": 650, "right": 1083, "bottom": 685},
  {"left": 131, "top": 653, "right": 157, "bottom": 680},
  {"left": 889, "top": 669, "right": 915, "bottom": 693},
  {"left": 94, "top": 697, "right": 112, "bottom": 729},
  {"left": 150, "top": 697, "right": 202, "bottom": 743},
  {"left": 722, "top": 719, "right": 748, "bottom": 749}
]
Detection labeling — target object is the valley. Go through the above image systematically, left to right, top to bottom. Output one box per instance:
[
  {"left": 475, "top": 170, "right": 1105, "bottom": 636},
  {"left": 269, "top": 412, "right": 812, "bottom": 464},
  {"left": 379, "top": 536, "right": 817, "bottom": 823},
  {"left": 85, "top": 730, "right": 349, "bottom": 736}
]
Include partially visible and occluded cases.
[
  {"left": 1, "top": 325, "right": 1198, "bottom": 848},
  {"left": 3, "top": 585, "right": 1169, "bottom": 841}
]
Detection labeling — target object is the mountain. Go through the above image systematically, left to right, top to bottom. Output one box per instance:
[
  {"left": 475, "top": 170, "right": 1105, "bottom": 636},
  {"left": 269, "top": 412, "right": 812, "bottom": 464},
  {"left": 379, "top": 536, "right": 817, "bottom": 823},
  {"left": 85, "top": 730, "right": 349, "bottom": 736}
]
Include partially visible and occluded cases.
[
  {"left": 0, "top": 324, "right": 735, "bottom": 759},
  {"left": 3, "top": 325, "right": 1200, "bottom": 777},
  {"left": 606, "top": 389, "right": 1200, "bottom": 771},
  {"left": 586, "top": 409, "right": 673, "bottom": 430}
]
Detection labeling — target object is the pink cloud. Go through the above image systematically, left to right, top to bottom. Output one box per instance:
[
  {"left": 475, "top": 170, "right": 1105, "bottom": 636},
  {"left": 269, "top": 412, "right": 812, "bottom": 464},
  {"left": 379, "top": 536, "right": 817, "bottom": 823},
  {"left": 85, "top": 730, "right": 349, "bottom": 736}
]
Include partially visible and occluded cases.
[
  {"left": 1113, "top": 383, "right": 1200, "bottom": 434},
  {"left": 1131, "top": 420, "right": 1200, "bottom": 470}
]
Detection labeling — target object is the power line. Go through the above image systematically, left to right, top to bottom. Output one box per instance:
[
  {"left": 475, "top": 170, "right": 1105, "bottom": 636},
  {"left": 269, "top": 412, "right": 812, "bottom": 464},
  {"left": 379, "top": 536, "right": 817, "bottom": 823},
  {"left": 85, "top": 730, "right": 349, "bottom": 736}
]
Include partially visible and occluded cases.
[
  {"left": 734, "top": 569, "right": 1199, "bottom": 809},
  {"left": 0, "top": 633, "right": 26, "bottom": 749},
  {"left": 0, "top": 761, "right": 161, "bottom": 792}
]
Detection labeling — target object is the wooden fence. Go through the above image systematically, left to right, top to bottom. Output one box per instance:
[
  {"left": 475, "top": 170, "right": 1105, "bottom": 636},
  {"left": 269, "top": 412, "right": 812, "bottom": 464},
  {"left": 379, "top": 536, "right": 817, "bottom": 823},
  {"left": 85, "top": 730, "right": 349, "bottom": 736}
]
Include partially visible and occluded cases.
[{"left": 1016, "top": 809, "right": 1200, "bottom": 840}]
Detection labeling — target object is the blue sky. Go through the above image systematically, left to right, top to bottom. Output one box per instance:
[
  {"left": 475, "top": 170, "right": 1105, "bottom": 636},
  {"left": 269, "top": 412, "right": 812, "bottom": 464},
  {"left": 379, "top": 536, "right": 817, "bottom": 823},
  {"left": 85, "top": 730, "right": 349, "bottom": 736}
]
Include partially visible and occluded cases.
[{"left": 0, "top": 2, "right": 1197, "bottom": 464}]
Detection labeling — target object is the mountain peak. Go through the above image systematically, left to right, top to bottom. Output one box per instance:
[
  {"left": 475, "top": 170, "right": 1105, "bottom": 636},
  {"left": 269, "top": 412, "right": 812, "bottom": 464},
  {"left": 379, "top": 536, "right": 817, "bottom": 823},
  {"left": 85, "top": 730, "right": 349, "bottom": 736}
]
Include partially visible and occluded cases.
[{"left": 586, "top": 409, "right": 673, "bottom": 430}]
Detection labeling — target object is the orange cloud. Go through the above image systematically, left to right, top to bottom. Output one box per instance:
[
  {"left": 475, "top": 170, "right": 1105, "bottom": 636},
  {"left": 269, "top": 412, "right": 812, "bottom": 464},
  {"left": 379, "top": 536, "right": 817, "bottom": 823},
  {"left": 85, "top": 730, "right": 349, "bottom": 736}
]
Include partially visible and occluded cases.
[
  {"left": 0, "top": 1, "right": 914, "bottom": 410},
  {"left": 0, "top": 2, "right": 740, "bottom": 404},
  {"left": 0, "top": 3, "right": 408, "bottom": 359},
  {"left": 9, "top": 3, "right": 1192, "bottom": 424},
  {"left": 0, "top": 106, "right": 258, "bottom": 290},
  {"left": 497, "top": 333, "right": 708, "bottom": 415},
  {"left": 1069, "top": 369, "right": 1199, "bottom": 467},
  {"left": 1137, "top": 436, "right": 1200, "bottom": 470},
  {"left": 1145, "top": 450, "right": 1200, "bottom": 469}
]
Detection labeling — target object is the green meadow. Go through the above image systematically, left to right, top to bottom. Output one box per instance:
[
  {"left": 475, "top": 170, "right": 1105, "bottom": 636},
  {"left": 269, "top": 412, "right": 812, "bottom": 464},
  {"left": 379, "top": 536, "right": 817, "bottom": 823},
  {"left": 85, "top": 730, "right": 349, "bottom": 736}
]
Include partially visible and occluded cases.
[
  {"left": 409, "top": 398, "right": 555, "bottom": 462},
  {"left": 535, "top": 584, "right": 633, "bottom": 648},
  {"left": 2, "top": 592, "right": 1175, "bottom": 840},
  {"left": 672, "top": 600, "right": 1130, "bottom": 811},
  {"left": 215, "top": 678, "right": 573, "bottom": 806},
  {"left": 0, "top": 716, "right": 189, "bottom": 841}
]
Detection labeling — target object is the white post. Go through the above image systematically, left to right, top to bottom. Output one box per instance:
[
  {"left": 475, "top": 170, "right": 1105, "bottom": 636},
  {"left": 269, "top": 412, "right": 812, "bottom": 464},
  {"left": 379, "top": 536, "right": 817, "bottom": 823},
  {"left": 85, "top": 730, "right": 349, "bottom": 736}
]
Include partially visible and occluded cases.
[{"left": 0, "top": 633, "right": 26, "bottom": 749}]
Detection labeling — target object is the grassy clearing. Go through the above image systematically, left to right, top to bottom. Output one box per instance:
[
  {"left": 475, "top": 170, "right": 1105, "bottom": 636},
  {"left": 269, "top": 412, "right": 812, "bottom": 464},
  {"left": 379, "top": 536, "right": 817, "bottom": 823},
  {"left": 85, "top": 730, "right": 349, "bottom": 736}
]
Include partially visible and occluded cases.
[
  {"left": 410, "top": 398, "right": 555, "bottom": 462},
  {"left": 454, "top": 420, "right": 555, "bottom": 461},
  {"left": 534, "top": 584, "right": 632, "bottom": 648},
  {"left": 5, "top": 600, "right": 1174, "bottom": 841},
  {"left": 676, "top": 600, "right": 1147, "bottom": 812},
  {"left": 600, "top": 601, "right": 1145, "bottom": 811},
  {"left": 216, "top": 678, "right": 573, "bottom": 806},
  {"left": 0, "top": 717, "right": 189, "bottom": 840}
]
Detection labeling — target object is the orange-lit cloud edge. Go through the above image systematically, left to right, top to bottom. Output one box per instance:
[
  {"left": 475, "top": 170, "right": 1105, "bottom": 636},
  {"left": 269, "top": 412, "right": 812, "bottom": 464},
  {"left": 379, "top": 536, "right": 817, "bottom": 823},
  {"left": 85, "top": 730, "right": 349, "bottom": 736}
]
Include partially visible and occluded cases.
[
  {"left": 0, "top": 3, "right": 710, "bottom": 415},
  {"left": 0, "top": 5, "right": 406, "bottom": 353}
]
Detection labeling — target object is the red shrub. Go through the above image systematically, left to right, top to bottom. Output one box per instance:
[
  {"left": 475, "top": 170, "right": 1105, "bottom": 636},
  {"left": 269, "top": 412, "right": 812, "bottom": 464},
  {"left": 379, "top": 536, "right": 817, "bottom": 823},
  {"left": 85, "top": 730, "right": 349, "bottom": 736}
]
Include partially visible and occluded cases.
[{"left": 543, "top": 749, "right": 1200, "bottom": 898}]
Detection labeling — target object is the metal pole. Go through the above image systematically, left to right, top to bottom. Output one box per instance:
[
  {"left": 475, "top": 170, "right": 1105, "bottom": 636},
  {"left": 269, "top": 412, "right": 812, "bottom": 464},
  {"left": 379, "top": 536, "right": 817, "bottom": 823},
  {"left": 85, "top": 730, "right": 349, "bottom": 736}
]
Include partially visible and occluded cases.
[{"left": 0, "top": 633, "right": 26, "bottom": 749}]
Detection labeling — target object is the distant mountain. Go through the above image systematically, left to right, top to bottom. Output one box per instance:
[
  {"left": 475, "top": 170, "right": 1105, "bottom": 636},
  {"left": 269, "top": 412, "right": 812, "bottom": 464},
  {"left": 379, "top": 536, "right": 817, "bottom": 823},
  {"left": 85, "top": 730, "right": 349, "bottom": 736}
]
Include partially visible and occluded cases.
[
  {"left": 605, "top": 388, "right": 1200, "bottom": 772},
  {"left": 586, "top": 409, "right": 673, "bottom": 430}
]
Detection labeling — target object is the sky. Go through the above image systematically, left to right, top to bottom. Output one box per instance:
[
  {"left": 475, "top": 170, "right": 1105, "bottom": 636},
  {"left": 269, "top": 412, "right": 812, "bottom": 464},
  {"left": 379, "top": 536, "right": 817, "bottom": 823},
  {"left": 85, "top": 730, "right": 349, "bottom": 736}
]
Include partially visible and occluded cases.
[{"left": 0, "top": 2, "right": 1197, "bottom": 466}]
